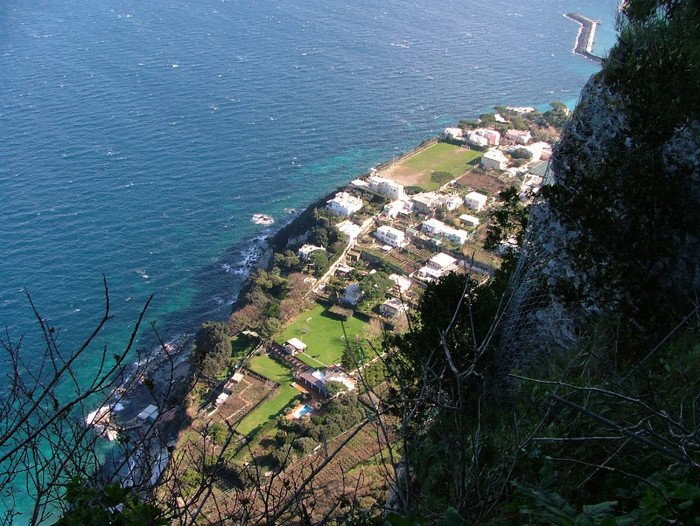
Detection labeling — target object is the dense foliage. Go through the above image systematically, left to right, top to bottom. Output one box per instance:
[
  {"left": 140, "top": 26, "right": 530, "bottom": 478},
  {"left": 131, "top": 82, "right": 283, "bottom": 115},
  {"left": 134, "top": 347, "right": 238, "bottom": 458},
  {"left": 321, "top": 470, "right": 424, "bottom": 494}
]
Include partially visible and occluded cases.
[
  {"left": 541, "top": 0, "right": 700, "bottom": 359},
  {"left": 194, "top": 321, "right": 232, "bottom": 378}
]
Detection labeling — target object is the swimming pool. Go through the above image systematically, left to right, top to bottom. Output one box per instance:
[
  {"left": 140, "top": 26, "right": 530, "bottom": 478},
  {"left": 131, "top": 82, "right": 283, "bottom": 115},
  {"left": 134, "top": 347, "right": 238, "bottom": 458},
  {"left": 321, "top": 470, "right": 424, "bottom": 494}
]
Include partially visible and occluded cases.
[{"left": 293, "top": 404, "right": 314, "bottom": 419}]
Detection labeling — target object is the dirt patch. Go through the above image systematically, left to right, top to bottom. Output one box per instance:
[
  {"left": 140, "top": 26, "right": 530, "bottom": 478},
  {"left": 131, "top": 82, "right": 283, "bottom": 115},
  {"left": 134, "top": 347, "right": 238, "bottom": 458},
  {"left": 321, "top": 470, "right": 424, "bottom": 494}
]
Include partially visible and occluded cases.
[
  {"left": 378, "top": 164, "right": 424, "bottom": 186},
  {"left": 456, "top": 170, "right": 510, "bottom": 195}
]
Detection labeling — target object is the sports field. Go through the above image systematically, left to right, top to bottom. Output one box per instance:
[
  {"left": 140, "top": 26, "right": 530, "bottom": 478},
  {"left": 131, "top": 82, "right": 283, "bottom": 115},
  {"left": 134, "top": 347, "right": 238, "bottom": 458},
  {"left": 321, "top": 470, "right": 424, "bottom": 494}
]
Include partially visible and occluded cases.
[
  {"left": 380, "top": 142, "right": 482, "bottom": 190},
  {"left": 279, "top": 304, "right": 368, "bottom": 368}
]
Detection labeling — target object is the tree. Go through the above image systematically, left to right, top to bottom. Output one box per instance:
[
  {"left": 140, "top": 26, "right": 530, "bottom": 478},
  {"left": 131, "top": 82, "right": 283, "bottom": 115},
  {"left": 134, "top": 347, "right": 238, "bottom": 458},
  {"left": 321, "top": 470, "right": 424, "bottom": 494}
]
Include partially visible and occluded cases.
[
  {"left": 543, "top": 101, "right": 569, "bottom": 129},
  {"left": 510, "top": 147, "right": 532, "bottom": 160},
  {"left": 484, "top": 186, "right": 529, "bottom": 251},
  {"left": 308, "top": 250, "right": 329, "bottom": 275},
  {"left": 0, "top": 280, "right": 219, "bottom": 524},
  {"left": 259, "top": 317, "right": 282, "bottom": 342},
  {"left": 195, "top": 321, "right": 232, "bottom": 378},
  {"left": 325, "top": 380, "right": 348, "bottom": 397},
  {"left": 56, "top": 478, "right": 167, "bottom": 525}
]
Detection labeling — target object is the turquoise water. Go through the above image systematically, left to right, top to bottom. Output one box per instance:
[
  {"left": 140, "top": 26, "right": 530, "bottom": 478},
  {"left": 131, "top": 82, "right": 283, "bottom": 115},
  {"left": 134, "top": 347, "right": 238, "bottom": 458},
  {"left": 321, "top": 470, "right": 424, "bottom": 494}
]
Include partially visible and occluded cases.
[
  {"left": 0, "top": 0, "right": 618, "bottom": 517},
  {"left": 294, "top": 404, "right": 314, "bottom": 419}
]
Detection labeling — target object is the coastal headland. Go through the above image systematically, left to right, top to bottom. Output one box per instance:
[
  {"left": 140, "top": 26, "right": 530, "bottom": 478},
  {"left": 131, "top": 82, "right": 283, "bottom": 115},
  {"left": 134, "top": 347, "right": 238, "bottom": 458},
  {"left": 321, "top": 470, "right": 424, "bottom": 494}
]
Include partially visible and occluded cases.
[
  {"left": 565, "top": 12, "right": 603, "bottom": 64},
  {"left": 90, "top": 104, "right": 568, "bottom": 518}
]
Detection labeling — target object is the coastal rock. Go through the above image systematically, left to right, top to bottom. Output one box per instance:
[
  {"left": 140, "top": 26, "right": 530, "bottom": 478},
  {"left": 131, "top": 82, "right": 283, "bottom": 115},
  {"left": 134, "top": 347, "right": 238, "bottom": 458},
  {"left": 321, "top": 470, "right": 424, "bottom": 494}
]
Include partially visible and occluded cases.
[{"left": 495, "top": 72, "right": 700, "bottom": 367}]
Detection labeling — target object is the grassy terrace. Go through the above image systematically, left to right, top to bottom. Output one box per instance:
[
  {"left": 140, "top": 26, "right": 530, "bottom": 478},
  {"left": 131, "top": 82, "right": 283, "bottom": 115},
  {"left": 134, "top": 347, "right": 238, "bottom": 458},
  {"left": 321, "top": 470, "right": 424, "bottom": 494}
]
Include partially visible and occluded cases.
[
  {"left": 279, "top": 304, "right": 368, "bottom": 368},
  {"left": 236, "top": 354, "right": 299, "bottom": 436}
]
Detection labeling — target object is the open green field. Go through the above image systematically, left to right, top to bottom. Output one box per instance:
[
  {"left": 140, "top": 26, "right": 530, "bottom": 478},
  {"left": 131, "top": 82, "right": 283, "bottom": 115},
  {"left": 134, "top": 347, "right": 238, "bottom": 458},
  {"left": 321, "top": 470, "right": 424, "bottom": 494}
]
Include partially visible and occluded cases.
[
  {"left": 383, "top": 142, "right": 482, "bottom": 191},
  {"left": 279, "top": 304, "right": 368, "bottom": 367},
  {"left": 230, "top": 333, "right": 258, "bottom": 360},
  {"left": 237, "top": 354, "right": 299, "bottom": 435},
  {"left": 246, "top": 354, "right": 294, "bottom": 384},
  {"left": 236, "top": 384, "right": 299, "bottom": 436}
]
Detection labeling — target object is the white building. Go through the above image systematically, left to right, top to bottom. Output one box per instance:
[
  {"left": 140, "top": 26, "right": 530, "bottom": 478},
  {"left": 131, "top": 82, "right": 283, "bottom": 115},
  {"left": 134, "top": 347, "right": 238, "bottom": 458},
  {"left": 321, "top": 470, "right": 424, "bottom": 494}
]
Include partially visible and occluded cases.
[
  {"left": 506, "top": 106, "right": 536, "bottom": 115},
  {"left": 444, "top": 127, "right": 464, "bottom": 139},
  {"left": 467, "top": 128, "right": 501, "bottom": 147},
  {"left": 505, "top": 129, "right": 532, "bottom": 145},
  {"left": 481, "top": 149, "right": 509, "bottom": 171},
  {"left": 369, "top": 175, "right": 405, "bottom": 200},
  {"left": 465, "top": 191, "right": 488, "bottom": 212},
  {"left": 327, "top": 192, "right": 363, "bottom": 217},
  {"left": 411, "top": 193, "right": 437, "bottom": 215},
  {"left": 437, "top": 194, "right": 464, "bottom": 211},
  {"left": 381, "top": 199, "right": 412, "bottom": 219},
  {"left": 459, "top": 214, "right": 480, "bottom": 227},
  {"left": 422, "top": 218, "right": 447, "bottom": 237},
  {"left": 421, "top": 219, "right": 469, "bottom": 245},
  {"left": 337, "top": 220, "right": 362, "bottom": 241},
  {"left": 375, "top": 225, "right": 407, "bottom": 248},
  {"left": 442, "top": 227, "right": 470, "bottom": 245},
  {"left": 297, "top": 244, "right": 326, "bottom": 261},
  {"left": 429, "top": 252, "right": 457, "bottom": 271},
  {"left": 416, "top": 253, "right": 457, "bottom": 282},
  {"left": 389, "top": 273, "right": 412, "bottom": 293},
  {"left": 341, "top": 283, "right": 362, "bottom": 306},
  {"left": 380, "top": 297, "right": 406, "bottom": 318},
  {"left": 284, "top": 338, "right": 308, "bottom": 355}
]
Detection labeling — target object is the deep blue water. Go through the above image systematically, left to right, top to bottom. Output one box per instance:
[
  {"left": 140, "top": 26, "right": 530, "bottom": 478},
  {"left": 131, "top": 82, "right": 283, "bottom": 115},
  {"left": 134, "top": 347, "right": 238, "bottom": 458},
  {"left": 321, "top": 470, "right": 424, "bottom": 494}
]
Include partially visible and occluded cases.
[{"left": 0, "top": 0, "right": 617, "bottom": 515}]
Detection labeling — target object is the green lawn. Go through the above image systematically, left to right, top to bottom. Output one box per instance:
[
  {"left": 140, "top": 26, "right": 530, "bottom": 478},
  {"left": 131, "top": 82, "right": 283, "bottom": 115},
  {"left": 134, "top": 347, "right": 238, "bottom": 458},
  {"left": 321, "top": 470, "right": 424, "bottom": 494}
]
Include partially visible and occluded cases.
[
  {"left": 401, "top": 142, "right": 482, "bottom": 190},
  {"left": 278, "top": 304, "right": 368, "bottom": 367},
  {"left": 230, "top": 333, "right": 258, "bottom": 360},
  {"left": 237, "top": 354, "right": 299, "bottom": 436},
  {"left": 246, "top": 354, "right": 294, "bottom": 384},
  {"left": 236, "top": 384, "right": 299, "bottom": 436}
]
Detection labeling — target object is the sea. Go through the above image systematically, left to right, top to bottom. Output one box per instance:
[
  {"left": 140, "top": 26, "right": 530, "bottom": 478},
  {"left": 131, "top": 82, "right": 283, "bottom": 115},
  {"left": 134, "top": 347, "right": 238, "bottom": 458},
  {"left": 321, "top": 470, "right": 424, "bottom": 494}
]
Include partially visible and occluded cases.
[{"left": 1, "top": 0, "right": 617, "bottom": 518}]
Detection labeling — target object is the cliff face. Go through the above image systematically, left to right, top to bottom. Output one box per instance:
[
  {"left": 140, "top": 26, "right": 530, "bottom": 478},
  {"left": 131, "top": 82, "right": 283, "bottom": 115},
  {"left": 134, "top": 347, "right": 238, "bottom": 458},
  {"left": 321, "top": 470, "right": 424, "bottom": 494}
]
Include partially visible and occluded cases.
[{"left": 496, "top": 10, "right": 700, "bottom": 365}]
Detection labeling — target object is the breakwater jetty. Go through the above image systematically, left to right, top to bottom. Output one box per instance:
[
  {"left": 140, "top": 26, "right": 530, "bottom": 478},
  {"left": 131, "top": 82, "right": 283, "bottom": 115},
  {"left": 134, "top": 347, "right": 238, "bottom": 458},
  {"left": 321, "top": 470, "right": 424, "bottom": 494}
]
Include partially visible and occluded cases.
[{"left": 565, "top": 12, "right": 603, "bottom": 64}]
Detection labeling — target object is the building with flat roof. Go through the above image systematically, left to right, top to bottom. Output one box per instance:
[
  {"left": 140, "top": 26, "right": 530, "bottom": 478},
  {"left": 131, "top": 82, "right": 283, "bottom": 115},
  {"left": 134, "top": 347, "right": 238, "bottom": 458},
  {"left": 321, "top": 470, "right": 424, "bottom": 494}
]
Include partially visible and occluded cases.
[
  {"left": 505, "top": 129, "right": 532, "bottom": 144},
  {"left": 481, "top": 149, "right": 509, "bottom": 171},
  {"left": 369, "top": 175, "right": 405, "bottom": 200},
  {"left": 465, "top": 191, "right": 489, "bottom": 212},
  {"left": 327, "top": 192, "right": 363, "bottom": 217},
  {"left": 459, "top": 214, "right": 480, "bottom": 226},
  {"left": 375, "top": 225, "right": 407, "bottom": 248},
  {"left": 429, "top": 252, "right": 457, "bottom": 270},
  {"left": 380, "top": 297, "right": 406, "bottom": 318},
  {"left": 284, "top": 338, "right": 308, "bottom": 355}
]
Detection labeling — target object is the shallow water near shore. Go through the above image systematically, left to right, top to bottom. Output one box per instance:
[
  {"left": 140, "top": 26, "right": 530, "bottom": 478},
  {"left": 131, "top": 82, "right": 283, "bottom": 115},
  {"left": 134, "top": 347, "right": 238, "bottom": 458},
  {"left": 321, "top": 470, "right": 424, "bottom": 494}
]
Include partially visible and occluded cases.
[{"left": 1, "top": 0, "right": 617, "bottom": 519}]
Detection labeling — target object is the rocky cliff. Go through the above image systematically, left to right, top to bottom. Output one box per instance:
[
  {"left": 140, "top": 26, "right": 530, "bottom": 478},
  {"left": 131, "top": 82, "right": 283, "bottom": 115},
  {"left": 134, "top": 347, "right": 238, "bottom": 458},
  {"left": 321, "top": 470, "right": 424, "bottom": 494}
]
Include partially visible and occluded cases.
[{"left": 496, "top": 1, "right": 699, "bottom": 367}]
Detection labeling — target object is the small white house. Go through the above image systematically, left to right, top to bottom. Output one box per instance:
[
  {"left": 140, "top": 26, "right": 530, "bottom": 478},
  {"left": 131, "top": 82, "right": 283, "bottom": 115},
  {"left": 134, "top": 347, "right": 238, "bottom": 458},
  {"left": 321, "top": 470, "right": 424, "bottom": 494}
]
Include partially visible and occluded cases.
[
  {"left": 444, "top": 127, "right": 464, "bottom": 139},
  {"left": 468, "top": 128, "right": 501, "bottom": 146},
  {"left": 505, "top": 129, "right": 532, "bottom": 145},
  {"left": 481, "top": 149, "right": 509, "bottom": 171},
  {"left": 465, "top": 191, "right": 488, "bottom": 212},
  {"left": 327, "top": 192, "right": 363, "bottom": 217},
  {"left": 437, "top": 194, "right": 464, "bottom": 211},
  {"left": 459, "top": 214, "right": 480, "bottom": 226},
  {"left": 422, "top": 218, "right": 447, "bottom": 237},
  {"left": 336, "top": 220, "right": 362, "bottom": 241},
  {"left": 375, "top": 225, "right": 407, "bottom": 248},
  {"left": 441, "top": 226, "right": 470, "bottom": 245},
  {"left": 297, "top": 244, "right": 326, "bottom": 261},
  {"left": 429, "top": 252, "right": 457, "bottom": 271},
  {"left": 389, "top": 273, "right": 412, "bottom": 293},
  {"left": 341, "top": 283, "right": 362, "bottom": 306},
  {"left": 380, "top": 297, "right": 406, "bottom": 318},
  {"left": 284, "top": 338, "right": 308, "bottom": 355}
]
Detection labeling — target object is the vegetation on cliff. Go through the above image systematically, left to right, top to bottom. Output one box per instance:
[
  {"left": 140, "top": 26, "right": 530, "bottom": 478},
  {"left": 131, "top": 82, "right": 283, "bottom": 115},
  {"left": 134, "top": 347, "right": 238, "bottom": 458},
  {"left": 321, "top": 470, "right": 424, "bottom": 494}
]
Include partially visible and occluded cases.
[{"left": 2, "top": 0, "right": 698, "bottom": 523}]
